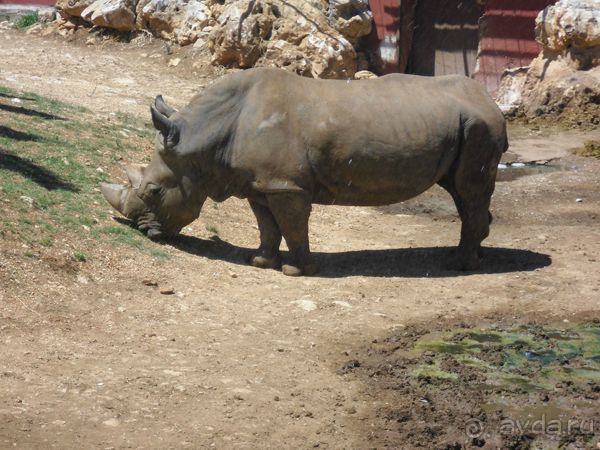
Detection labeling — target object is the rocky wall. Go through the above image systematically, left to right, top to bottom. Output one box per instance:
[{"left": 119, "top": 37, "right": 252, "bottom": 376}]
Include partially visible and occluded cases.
[{"left": 55, "top": 0, "right": 375, "bottom": 79}]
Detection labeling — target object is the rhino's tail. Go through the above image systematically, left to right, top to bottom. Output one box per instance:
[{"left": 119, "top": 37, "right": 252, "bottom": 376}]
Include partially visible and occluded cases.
[{"left": 502, "top": 122, "right": 509, "bottom": 153}]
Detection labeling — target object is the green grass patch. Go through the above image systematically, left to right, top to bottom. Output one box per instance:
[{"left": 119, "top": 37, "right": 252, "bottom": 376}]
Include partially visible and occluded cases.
[
  {"left": 15, "top": 13, "right": 38, "bottom": 29},
  {"left": 0, "top": 84, "right": 167, "bottom": 259}
]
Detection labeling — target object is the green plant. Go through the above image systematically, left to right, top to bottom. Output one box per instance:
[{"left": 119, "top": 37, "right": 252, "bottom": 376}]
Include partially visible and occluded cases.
[
  {"left": 15, "top": 13, "right": 38, "bottom": 29},
  {"left": 205, "top": 224, "right": 219, "bottom": 235},
  {"left": 73, "top": 252, "right": 87, "bottom": 262}
]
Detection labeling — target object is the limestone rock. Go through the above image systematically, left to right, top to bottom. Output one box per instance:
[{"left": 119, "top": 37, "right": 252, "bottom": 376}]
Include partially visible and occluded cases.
[
  {"left": 56, "top": 0, "right": 95, "bottom": 18},
  {"left": 81, "top": 0, "right": 136, "bottom": 32},
  {"left": 138, "top": 0, "right": 212, "bottom": 45},
  {"left": 329, "top": 0, "right": 372, "bottom": 43},
  {"left": 535, "top": 0, "right": 600, "bottom": 51},
  {"left": 208, "top": 1, "right": 275, "bottom": 68},
  {"left": 335, "top": 10, "right": 372, "bottom": 42},
  {"left": 298, "top": 32, "right": 356, "bottom": 78},
  {"left": 259, "top": 39, "right": 313, "bottom": 77},
  {"left": 519, "top": 55, "right": 600, "bottom": 125},
  {"left": 495, "top": 67, "right": 529, "bottom": 112},
  {"left": 354, "top": 69, "right": 377, "bottom": 79}
]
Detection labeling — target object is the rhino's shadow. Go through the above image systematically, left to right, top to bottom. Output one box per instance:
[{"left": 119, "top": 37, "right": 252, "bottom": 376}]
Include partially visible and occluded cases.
[{"left": 170, "top": 235, "right": 552, "bottom": 278}]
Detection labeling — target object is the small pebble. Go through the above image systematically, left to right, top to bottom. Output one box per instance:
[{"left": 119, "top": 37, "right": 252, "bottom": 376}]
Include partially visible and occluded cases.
[
  {"left": 575, "top": 198, "right": 583, "bottom": 203},
  {"left": 142, "top": 279, "right": 158, "bottom": 286},
  {"left": 160, "top": 288, "right": 175, "bottom": 295},
  {"left": 102, "top": 418, "right": 119, "bottom": 427}
]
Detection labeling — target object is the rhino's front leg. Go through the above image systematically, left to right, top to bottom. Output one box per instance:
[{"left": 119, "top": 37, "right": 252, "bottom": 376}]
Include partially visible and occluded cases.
[
  {"left": 267, "top": 193, "right": 318, "bottom": 277},
  {"left": 248, "top": 199, "right": 282, "bottom": 270}
]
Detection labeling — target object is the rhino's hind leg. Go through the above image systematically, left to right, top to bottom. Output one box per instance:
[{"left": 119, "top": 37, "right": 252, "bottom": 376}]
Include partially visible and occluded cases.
[
  {"left": 439, "top": 121, "right": 500, "bottom": 271},
  {"left": 439, "top": 172, "right": 493, "bottom": 271},
  {"left": 266, "top": 193, "right": 317, "bottom": 277},
  {"left": 249, "top": 200, "right": 282, "bottom": 270}
]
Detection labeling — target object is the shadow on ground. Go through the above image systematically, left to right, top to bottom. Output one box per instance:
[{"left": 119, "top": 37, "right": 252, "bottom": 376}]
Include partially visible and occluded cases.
[
  {"left": 0, "top": 92, "right": 37, "bottom": 102},
  {"left": 0, "top": 102, "right": 66, "bottom": 121},
  {"left": 0, "top": 125, "right": 44, "bottom": 142},
  {"left": 0, "top": 148, "right": 78, "bottom": 192},
  {"left": 168, "top": 235, "right": 551, "bottom": 278}
]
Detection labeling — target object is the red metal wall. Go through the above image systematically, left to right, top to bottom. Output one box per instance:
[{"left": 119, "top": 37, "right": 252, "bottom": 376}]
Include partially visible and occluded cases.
[
  {"left": 369, "top": 0, "right": 558, "bottom": 95},
  {"left": 474, "top": 0, "right": 557, "bottom": 95}
]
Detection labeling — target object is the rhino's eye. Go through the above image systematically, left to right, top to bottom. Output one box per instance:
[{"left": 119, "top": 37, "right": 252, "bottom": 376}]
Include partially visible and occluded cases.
[
  {"left": 139, "top": 183, "right": 161, "bottom": 201},
  {"left": 146, "top": 183, "right": 161, "bottom": 196}
]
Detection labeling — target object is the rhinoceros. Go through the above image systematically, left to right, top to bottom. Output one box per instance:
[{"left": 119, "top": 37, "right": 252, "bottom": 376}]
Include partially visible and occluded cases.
[{"left": 101, "top": 68, "right": 507, "bottom": 276}]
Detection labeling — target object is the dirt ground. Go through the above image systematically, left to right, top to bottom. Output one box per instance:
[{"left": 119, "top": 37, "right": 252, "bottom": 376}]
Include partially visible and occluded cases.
[{"left": 1, "top": 28, "right": 600, "bottom": 449}]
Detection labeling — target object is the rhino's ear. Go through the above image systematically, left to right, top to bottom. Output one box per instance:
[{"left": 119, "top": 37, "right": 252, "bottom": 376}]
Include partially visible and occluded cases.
[
  {"left": 155, "top": 95, "right": 176, "bottom": 118},
  {"left": 151, "top": 105, "right": 180, "bottom": 151},
  {"left": 125, "top": 164, "right": 145, "bottom": 189}
]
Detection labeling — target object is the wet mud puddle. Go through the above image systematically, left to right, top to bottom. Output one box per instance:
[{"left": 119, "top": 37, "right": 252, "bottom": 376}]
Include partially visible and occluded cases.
[
  {"left": 496, "top": 160, "right": 569, "bottom": 182},
  {"left": 356, "top": 322, "right": 600, "bottom": 448}
]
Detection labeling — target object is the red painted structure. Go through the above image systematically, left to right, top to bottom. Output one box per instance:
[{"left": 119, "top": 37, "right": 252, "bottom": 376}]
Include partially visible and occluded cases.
[
  {"left": 0, "top": 0, "right": 55, "bottom": 4},
  {"left": 367, "top": 0, "right": 416, "bottom": 74},
  {"left": 368, "top": 0, "right": 557, "bottom": 96},
  {"left": 473, "top": 0, "right": 557, "bottom": 94}
]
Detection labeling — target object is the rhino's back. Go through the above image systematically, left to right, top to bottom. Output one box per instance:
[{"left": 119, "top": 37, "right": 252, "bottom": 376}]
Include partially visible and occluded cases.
[{"left": 185, "top": 69, "right": 505, "bottom": 206}]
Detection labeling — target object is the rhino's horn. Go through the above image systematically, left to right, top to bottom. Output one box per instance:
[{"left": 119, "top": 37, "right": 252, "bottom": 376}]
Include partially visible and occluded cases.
[
  {"left": 155, "top": 95, "right": 176, "bottom": 118},
  {"left": 151, "top": 105, "right": 180, "bottom": 150},
  {"left": 125, "top": 164, "right": 145, "bottom": 189},
  {"left": 100, "top": 182, "right": 127, "bottom": 216}
]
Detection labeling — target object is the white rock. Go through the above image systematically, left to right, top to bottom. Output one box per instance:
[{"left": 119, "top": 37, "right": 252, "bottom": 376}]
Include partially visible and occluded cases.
[
  {"left": 81, "top": 0, "right": 136, "bottom": 32},
  {"left": 535, "top": 0, "right": 600, "bottom": 50},
  {"left": 19, "top": 196, "right": 34, "bottom": 207},
  {"left": 291, "top": 298, "right": 317, "bottom": 312},
  {"left": 102, "top": 418, "right": 120, "bottom": 427}
]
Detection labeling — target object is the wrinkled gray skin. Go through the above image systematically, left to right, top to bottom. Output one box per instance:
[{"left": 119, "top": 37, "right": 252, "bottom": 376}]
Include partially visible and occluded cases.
[{"left": 101, "top": 68, "right": 508, "bottom": 276}]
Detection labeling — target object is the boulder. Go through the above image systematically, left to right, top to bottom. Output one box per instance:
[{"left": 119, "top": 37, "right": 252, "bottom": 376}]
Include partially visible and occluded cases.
[
  {"left": 56, "top": 0, "right": 96, "bottom": 17},
  {"left": 81, "top": 0, "right": 136, "bottom": 32},
  {"left": 138, "top": 0, "right": 212, "bottom": 45},
  {"left": 207, "top": 0, "right": 274, "bottom": 68},
  {"left": 207, "top": 0, "right": 356, "bottom": 78},
  {"left": 329, "top": 0, "right": 372, "bottom": 43},
  {"left": 535, "top": 0, "right": 600, "bottom": 51},
  {"left": 335, "top": 10, "right": 372, "bottom": 42},
  {"left": 298, "top": 32, "right": 356, "bottom": 78},
  {"left": 518, "top": 56, "right": 600, "bottom": 126}
]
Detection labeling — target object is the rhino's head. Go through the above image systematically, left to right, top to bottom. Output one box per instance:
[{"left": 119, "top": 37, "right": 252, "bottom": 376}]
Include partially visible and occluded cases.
[{"left": 100, "top": 96, "right": 206, "bottom": 239}]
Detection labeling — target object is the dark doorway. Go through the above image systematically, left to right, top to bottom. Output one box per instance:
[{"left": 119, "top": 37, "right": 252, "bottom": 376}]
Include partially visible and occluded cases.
[{"left": 408, "top": 0, "right": 483, "bottom": 77}]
